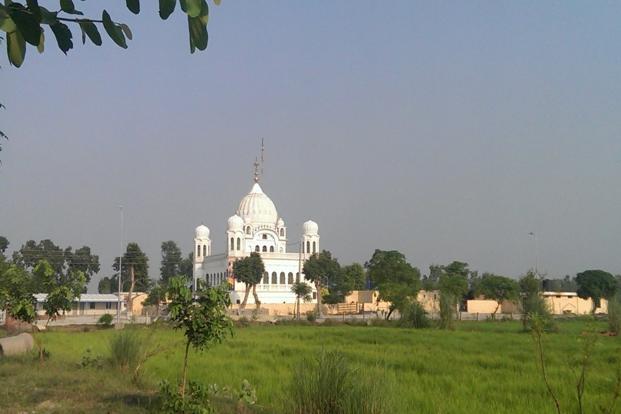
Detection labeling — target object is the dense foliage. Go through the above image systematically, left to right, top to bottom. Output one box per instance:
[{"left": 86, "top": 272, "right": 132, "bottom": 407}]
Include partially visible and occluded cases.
[{"left": 0, "top": 0, "right": 220, "bottom": 68}]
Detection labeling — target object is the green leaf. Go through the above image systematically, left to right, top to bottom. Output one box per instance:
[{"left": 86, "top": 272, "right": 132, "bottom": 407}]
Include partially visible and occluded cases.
[
  {"left": 25, "top": 0, "right": 41, "bottom": 23},
  {"left": 60, "top": 0, "right": 75, "bottom": 14},
  {"left": 126, "top": 0, "right": 140, "bottom": 15},
  {"left": 159, "top": 0, "right": 176, "bottom": 20},
  {"left": 183, "top": 0, "right": 201, "bottom": 18},
  {"left": 199, "top": 0, "right": 208, "bottom": 25},
  {"left": 8, "top": 3, "right": 42, "bottom": 46},
  {"left": 38, "top": 7, "right": 58, "bottom": 25},
  {"left": 0, "top": 8, "right": 17, "bottom": 33},
  {"left": 102, "top": 10, "right": 127, "bottom": 49},
  {"left": 187, "top": 15, "right": 207, "bottom": 53},
  {"left": 78, "top": 20, "right": 101, "bottom": 46},
  {"left": 50, "top": 22, "right": 73, "bottom": 54},
  {"left": 119, "top": 23, "right": 132, "bottom": 40},
  {"left": 36, "top": 28, "right": 44, "bottom": 53},
  {"left": 6, "top": 29, "right": 25, "bottom": 67}
]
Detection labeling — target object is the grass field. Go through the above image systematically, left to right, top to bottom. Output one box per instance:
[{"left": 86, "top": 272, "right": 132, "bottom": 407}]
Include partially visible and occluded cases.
[{"left": 1, "top": 319, "right": 620, "bottom": 413}]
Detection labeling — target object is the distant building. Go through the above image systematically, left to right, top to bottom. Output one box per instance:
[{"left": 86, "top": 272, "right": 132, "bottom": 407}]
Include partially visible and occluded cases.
[
  {"left": 193, "top": 169, "right": 319, "bottom": 305},
  {"left": 542, "top": 291, "right": 607, "bottom": 315},
  {"left": 34, "top": 293, "right": 122, "bottom": 318}
]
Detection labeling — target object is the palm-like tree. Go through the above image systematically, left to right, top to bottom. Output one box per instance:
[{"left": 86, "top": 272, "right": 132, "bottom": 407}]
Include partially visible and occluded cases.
[{"left": 291, "top": 282, "right": 312, "bottom": 320}]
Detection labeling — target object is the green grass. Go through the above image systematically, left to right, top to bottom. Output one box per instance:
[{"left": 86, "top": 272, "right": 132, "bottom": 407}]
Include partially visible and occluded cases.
[{"left": 1, "top": 320, "right": 620, "bottom": 413}]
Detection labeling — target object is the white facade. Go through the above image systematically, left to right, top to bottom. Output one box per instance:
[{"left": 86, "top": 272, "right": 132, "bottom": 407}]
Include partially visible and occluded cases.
[{"left": 193, "top": 180, "right": 320, "bottom": 304}]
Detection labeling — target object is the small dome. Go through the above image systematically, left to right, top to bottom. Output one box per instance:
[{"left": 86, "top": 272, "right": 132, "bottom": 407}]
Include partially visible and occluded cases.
[
  {"left": 236, "top": 183, "right": 278, "bottom": 225},
  {"left": 227, "top": 214, "right": 244, "bottom": 231},
  {"left": 277, "top": 217, "right": 285, "bottom": 227},
  {"left": 303, "top": 220, "right": 318, "bottom": 236},
  {"left": 195, "top": 224, "right": 210, "bottom": 239}
]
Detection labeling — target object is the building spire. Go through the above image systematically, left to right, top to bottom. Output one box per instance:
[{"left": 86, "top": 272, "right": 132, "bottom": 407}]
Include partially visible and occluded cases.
[
  {"left": 253, "top": 138, "right": 265, "bottom": 183},
  {"left": 253, "top": 156, "right": 260, "bottom": 183}
]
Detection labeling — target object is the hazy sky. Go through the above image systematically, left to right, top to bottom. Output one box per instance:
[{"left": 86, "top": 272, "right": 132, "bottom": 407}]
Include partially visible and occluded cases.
[{"left": 2, "top": 1, "right": 620, "bottom": 291}]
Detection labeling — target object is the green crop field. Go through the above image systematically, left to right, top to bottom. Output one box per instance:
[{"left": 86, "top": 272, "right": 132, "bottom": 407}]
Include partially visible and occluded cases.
[{"left": 1, "top": 319, "right": 619, "bottom": 413}]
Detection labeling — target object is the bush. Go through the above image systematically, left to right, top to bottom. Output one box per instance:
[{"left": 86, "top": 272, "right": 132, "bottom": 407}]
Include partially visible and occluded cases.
[
  {"left": 398, "top": 301, "right": 430, "bottom": 329},
  {"left": 306, "top": 311, "right": 317, "bottom": 323},
  {"left": 97, "top": 313, "right": 113, "bottom": 327},
  {"left": 109, "top": 329, "right": 142, "bottom": 372},
  {"left": 288, "top": 350, "right": 394, "bottom": 414},
  {"left": 159, "top": 380, "right": 213, "bottom": 414}
]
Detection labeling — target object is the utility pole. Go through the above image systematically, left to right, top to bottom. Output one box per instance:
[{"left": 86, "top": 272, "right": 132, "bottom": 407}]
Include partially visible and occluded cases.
[
  {"left": 116, "top": 205, "right": 124, "bottom": 327},
  {"left": 528, "top": 232, "right": 538, "bottom": 275}
]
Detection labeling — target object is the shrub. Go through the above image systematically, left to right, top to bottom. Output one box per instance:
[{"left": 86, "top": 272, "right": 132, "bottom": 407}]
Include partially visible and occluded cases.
[
  {"left": 398, "top": 301, "right": 430, "bottom": 329},
  {"left": 306, "top": 311, "right": 317, "bottom": 323},
  {"left": 97, "top": 313, "right": 113, "bottom": 327},
  {"left": 109, "top": 329, "right": 142, "bottom": 372},
  {"left": 79, "top": 348, "right": 103, "bottom": 369},
  {"left": 288, "top": 349, "right": 394, "bottom": 414},
  {"left": 159, "top": 380, "right": 213, "bottom": 414}
]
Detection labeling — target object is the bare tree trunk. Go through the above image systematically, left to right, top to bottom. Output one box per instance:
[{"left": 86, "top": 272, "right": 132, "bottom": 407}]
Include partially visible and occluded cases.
[
  {"left": 128, "top": 265, "right": 136, "bottom": 315},
  {"left": 316, "top": 282, "right": 322, "bottom": 318},
  {"left": 240, "top": 283, "right": 250, "bottom": 310},
  {"left": 252, "top": 284, "right": 261, "bottom": 309},
  {"left": 297, "top": 296, "right": 301, "bottom": 320},
  {"left": 493, "top": 301, "right": 501, "bottom": 320},
  {"left": 181, "top": 340, "right": 191, "bottom": 399}
]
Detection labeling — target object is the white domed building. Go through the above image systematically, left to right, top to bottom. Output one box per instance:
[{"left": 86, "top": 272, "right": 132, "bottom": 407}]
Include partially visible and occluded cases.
[{"left": 193, "top": 178, "right": 320, "bottom": 304}]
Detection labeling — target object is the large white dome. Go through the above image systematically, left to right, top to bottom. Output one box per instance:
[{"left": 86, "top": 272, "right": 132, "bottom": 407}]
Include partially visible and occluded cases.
[
  {"left": 236, "top": 183, "right": 278, "bottom": 225},
  {"left": 195, "top": 224, "right": 210, "bottom": 239}
]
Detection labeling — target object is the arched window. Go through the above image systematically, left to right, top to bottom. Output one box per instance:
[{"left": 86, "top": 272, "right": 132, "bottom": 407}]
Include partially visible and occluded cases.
[
  {"left": 246, "top": 226, "right": 251, "bottom": 235},
  {"left": 280, "top": 228, "right": 284, "bottom": 237},
  {"left": 262, "top": 234, "right": 267, "bottom": 240},
  {"left": 230, "top": 238, "right": 234, "bottom": 251},
  {"left": 236, "top": 238, "right": 241, "bottom": 250},
  {"left": 306, "top": 241, "right": 310, "bottom": 253},
  {"left": 312, "top": 241, "right": 316, "bottom": 253},
  {"left": 197, "top": 245, "right": 201, "bottom": 257},
  {"left": 203, "top": 245, "right": 207, "bottom": 256},
  {"left": 255, "top": 245, "right": 259, "bottom": 252},
  {"left": 262, "top": 246, "right": 267, "bottom": 252},
  {"left": 269, "top": 246, "right": 274, "bottom": 252},
  {"left": 263, "top": 271, "right": 269, "bottom": 284},
  {"left": 271, "top": 272, "right": 277, "bottom": 284},
  {"left": 280, "top": 272, "right": 285, "bottom": 284},
  {"left": 288, "top": 272, "right": 293, "bottom": 284}
]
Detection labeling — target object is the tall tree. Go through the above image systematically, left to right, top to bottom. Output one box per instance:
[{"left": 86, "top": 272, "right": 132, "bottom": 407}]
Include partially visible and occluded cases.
[
  {"left": 0, "top": 0, "right": 219, "bottom": 68},
  {"left": 0, "top": 235, "right": 8, "bottom": 254},
  {"left": 12, "top": 239, "right": 99, "bottom": 285},
  {"left": 160, "top": 240, "right": 182, "bottom": 285},
  {"left": 112, "top": 242, "right": 150, "bottom": 314},
  {"left": 65, "top": 246, "right": 100, "bottom": 285},
  {"left": 365, "top": 249, "right": 421, "bottom": 320},
  {"left": 303, "top": 250, "right": 341, "bottom": 318},
  {"left": 179, "top": 252, "right": 194, "bottom": 282},
  {"left": 232, "top": 252, "right": 265, "bottom": 310},
  {"left": 0, "top": 258, "right": 35, "bottom": 323},
  {"left": 34, "top": 259, "right": 85, "bottom": 326},
  {"left": 438, "top": 261, "right": 470, "bottom": 329},
  {"left": 323, "top": 262, "right": 366, "bottom": 304},
  {"left": 422, "top": 264, "right": 443, "bottom": 291},
  {"left": 519, "top": 270, "right": 549, "bottom": 330},
  {"left": 576, "top": 270, "right": 617, "bottom": 313},
  {"left": 477, "top": 273, "right": 519, "bottom": 319},
  {"left": 98, "top": 276, "right": 113, "bottom": 294},
  {"left": 291, "top": 282, "right": 312, "bottom": 320}
]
